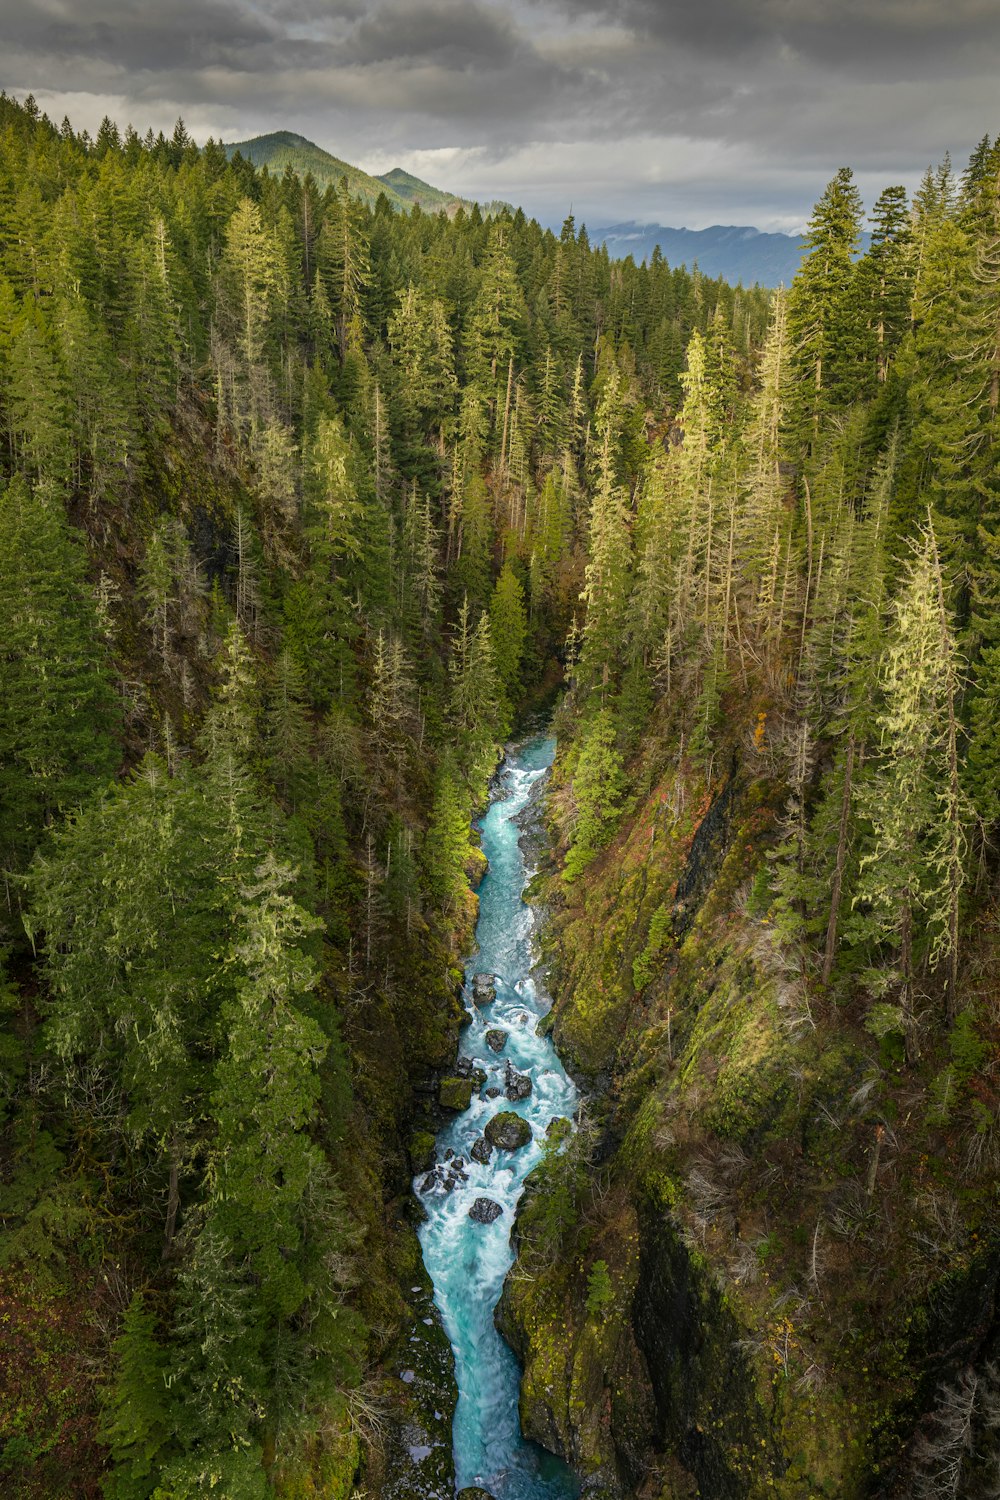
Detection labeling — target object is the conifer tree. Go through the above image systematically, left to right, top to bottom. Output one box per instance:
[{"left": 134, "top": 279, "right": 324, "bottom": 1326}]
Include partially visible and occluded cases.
[
  {"left": 787, "top": 167, "right": 865, "bottom": 450},
  {"left": 579, "top": 369, "right": 632, "bottom": 687},
  {"left": 0, "top": 476, "right": 119, "bottom": 908},
  {"left": 854, "top": 524, "right": 971, "bottom": 1054},
  {"left": 489, "top": 561, "right": 527, "bottom": 702},
  {"left": 564, "top": 710, "right": 625, "bottom": 881},
  {"left": 423, "top": 761, "right": 473, "bottom": 913},
  {"left": 99, "top": 1293, "right": 174, "bottom": 1499}
]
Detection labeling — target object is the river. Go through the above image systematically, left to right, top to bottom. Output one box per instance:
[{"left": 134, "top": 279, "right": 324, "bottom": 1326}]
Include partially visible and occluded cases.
[{"left": 415, "top": 736, "right": 580, "bottom": 1499}]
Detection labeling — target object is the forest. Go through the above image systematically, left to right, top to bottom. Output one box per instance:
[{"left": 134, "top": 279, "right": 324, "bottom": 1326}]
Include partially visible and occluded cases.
[{"left": 1, "top": 85, "right": 1000, "bottom": 1499}]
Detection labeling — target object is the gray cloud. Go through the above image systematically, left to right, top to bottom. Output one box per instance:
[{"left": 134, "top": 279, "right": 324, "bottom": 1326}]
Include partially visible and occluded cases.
[{"left": 0, "top": 0, "right": 995, "bottom": 230}]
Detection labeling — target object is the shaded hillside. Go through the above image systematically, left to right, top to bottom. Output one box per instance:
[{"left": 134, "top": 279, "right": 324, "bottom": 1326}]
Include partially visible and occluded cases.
[
  {"left": 0, "top": 93, "right": 763, "bottom": 1499},
  {"left": 500, "top": 150, "right": 1000, "bottom": 1497}
]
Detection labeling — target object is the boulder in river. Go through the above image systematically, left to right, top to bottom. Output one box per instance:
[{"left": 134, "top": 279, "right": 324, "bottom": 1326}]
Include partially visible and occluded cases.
[
  {"left": 471, "top": 973, "right": 497, "bottom": 1006},
  {"left": 485, "top": 1029, "right": 508, "bottom": 1053},
  {"left": 504, "top": 1061, "right": 532, "bottom": 1102},
  {"left": 438, "top": 1076, "right": 474, "bottom": 1111},
  {"left": 485, "top": 1086, "right": 502, "bottom": 1099},
  {"left": 485, "top": 1111, "right": 532, "bottom": 1151},
  {"left": 470, "top": 1135, "right": 492, "bottom": 1166},
  {"left": 468, "top": 1198, "right": 503, "bottom": 1225},
  {"left": 457, "top": 1490, "right": 497, "bottom": 1500}
]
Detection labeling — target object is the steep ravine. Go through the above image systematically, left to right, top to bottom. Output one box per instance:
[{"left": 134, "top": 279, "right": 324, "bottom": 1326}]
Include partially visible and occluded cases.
[
  {"left": 404, "top": 737, "right": 582, "bottom": 1499},
  {"left": 495, "top": 745, "right": 1000, "bottom": 1499}
]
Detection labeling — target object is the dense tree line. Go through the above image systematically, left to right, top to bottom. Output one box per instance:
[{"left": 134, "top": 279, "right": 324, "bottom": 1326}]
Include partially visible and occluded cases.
[
  {"left": 8, "top": 80, "right": 996, "bottom": 1497},
  {"left": 0, "top": 92, "right": 764, "bottom": 1495},
  {"left": 527, "top": 138, "right": 1000, "bottom": 1500},
  {"left": 563, "top": 139, "right": 1000, "bottom": 1067}
]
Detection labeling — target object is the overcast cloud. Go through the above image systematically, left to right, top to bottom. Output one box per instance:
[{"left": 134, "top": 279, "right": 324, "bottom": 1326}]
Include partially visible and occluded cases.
[{"left": 1, "top": 0, "right": 996, "bottom": 231}]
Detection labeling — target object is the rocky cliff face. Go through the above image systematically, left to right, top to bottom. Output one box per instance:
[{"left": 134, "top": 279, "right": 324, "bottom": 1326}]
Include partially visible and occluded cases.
[{"left": 498, "top": 740, "right": 1000, "bottom": 1498}]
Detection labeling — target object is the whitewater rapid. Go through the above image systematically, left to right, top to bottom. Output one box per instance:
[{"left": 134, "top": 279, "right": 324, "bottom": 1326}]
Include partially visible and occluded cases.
[{"left": 415, "top": 736, "right": 580, "bottom": 1499}]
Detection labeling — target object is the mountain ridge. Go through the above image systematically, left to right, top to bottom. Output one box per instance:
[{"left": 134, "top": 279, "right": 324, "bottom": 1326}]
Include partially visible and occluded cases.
[
  {"left": 223, "top": 130, "right": 499, "bottom": 216},
  {"left": 592, "top": 218, "right": 873, "bottom": 287}
]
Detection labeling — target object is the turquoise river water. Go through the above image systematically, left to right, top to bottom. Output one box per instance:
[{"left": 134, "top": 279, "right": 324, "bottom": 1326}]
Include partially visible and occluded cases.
[{"left": 416, "top": 736, "right": 580, "bottom": 1499}]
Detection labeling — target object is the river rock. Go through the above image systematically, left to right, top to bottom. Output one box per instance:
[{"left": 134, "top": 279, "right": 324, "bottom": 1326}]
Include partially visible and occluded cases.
[
  {"left": 471, "top": 973, "right": 497, "bottom": 1006},
  {"left": 486, "top": 1029, "right": 508, "bottom": 1053},
  {"left": 455, "top": 1056, "right": 488, "bottom": 1087},
  {"left": 504, "top": 1061, "right": 532, "bottom": 1102},
  {"left": 438, "top": 1076, "right": 474, "bottom": 1111},
  {"left": 485, "top": 1086, "right": 502, "bottom": 1099},
  {"left": 485, "top": 1110, "right": 532, "bottom": 1151},
  {"left": 470, "top": 1135, "right": 492, "bottom": 1166},
  {"left": 468, "top": 1198, "right": 503, "bottom": 1225},
  {"left": 457, "top": 1490, "right": 497, "bottom": 1500}
]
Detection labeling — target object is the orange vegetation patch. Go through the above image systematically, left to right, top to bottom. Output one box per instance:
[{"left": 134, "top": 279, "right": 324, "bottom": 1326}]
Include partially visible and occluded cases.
[{"left": 0, "top": 1266, "right": 107, "bottom": 1497}]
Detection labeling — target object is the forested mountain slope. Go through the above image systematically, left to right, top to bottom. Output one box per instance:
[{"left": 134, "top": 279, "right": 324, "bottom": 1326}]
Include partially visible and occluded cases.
[
  {"left": 0, "top": 93, "right": 764, "bottom": 1498},
  {"left": 222, "top": 132, "right": 499, "bottom": 217},
  {"left": 502, "top": 154, "right": 1000, "bottom": 1497}
]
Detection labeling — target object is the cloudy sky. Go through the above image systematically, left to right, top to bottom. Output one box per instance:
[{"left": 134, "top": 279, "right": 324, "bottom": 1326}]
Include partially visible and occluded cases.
[{"left": 2, "top": 0, "right": 996, "bottom": 232}]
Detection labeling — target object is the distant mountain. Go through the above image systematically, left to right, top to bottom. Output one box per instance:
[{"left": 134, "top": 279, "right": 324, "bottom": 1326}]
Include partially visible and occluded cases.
[
  {"left": 224, "top": 131, "right": 406, "bottom": 206},
  {"left": 223, "top": 132, "right": 501, "bottom": 217},
  {"left": 375, "top": 166, "right": 464, "bottom": 213},
  {"left": 590, "top": 222, "right": 810, "bottom": 287}
]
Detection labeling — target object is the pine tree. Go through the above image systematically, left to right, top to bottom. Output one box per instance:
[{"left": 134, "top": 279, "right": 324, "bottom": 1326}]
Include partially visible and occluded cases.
[
  {"left": 787, "top": 168, "right": 865, "bottom": 451},
  {"left": 858, "top": 185, "right": 913, "bottom": 387},
  {"left": 578, "top": 369, "right": 632, "bottom": 687},
  {"left": 0, "top": 477, "right": 119, "bottom": 910},
  {"left": 854, "top": 523, "right": 971, "bottom": 1054},
  {"left": 489, "top": 561, "right": 527, "bottom": 702},
  {"left": 564, "top": 710, "right": 626, "bottom": 881},
  {"left": 422, "top": 760, "right": 474, "bottom": 916},
  {"left": 207, "top": 855, "right": 327, "bottom": 1318},
  {"left": 99, "top": 1293, "right": 174, "bottom": 1499}
]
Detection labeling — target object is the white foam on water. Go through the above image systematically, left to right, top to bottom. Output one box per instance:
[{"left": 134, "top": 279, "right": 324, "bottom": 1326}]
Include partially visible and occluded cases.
[{"left": 416, "top": 737, "right": 580, "bottom": 1499}]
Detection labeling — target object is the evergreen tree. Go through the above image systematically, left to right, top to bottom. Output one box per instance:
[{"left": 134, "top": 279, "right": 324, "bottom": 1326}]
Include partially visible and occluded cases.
[
  {"left": 787, "top": 167, "right": 865, "bottom": 450},
  {"left": 0, "top": 477, "right": 119, "bottom": 910},
  {"left": 854, "top": 524, "right": 971, "bottom": 1053},
  {"left": 489, "top": 561, "right": 527, "bottom": 703},
  {"left": 564, "top": 710, "right": 625, "bottom": 881},
  {"left": 423, "top": 761, "right": 473, "bottom": 912},
  {"left": 99, "top": 1293, "right": 174, "bottom": 1500}
]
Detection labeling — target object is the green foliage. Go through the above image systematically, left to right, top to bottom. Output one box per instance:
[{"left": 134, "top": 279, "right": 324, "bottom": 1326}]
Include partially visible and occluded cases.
[
  {"left": 10, "top": 87, "right": 1000, "bottom": 1498},
  {"left": 0, "top": 477, "right": 120, "bottom": 908},
  {"left": 489, "top": 561, "right": 528, "bottom": 704},
  {"left": 564, "top": 711, "right": 626, "bottom": 882},
  {"left": 423, "top": 762, "right": 474, "bottom": 914},
  {"left": 633, "top": 905, "right": 672, "bottom": 991},
  {"left": 948, "top": 1009, "right": 987, "bottom": 1081},
  {"left": 585, "top": 1259, "right": 613, "bottom": 1316},
  {"left": 99, "top": 1294, "right": 173, "bottom": 1499}
]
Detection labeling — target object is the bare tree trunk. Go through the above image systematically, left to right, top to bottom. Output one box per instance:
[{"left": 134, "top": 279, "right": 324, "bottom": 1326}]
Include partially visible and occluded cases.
[
  {"left": 499, "top": 354, "right": 514, "bottom": 482},
  {"left": 798, "top": 475, "right": 815, "bottom": 683},
  {"left": 930, "top": 523, "right": 963, "bottom": 1016},
  {"left": 822, "top": 731, "right": 855, "bottom": 987},
  {"left": 901, "top": 899, "right": 919, "bottom": 1065},
  {"left": 163, "top": 1139, "right": 180, "bottom": 1260}
]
